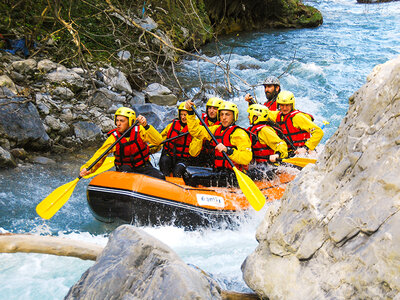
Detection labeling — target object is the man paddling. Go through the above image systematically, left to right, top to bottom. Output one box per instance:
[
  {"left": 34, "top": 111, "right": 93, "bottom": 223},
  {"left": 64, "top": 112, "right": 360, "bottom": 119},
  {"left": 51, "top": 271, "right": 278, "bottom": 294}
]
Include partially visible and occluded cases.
[
  {"left": 244, "top": 76, "right": 281, "bottom": 110},
  {"left": 268, "top": 91, "right": 323, "bottom": 156},
  {"left": 183, "top": 100, "right": 252, "bottom": 187},
  {"left": 158, "top": 103, "right": 200, "bottom": 177},
  {"left": 246, "top": 104, "right": 288, "bottom": 180},
  {"left": 79, "top": 107, "right": 165, "bottom": 180}
]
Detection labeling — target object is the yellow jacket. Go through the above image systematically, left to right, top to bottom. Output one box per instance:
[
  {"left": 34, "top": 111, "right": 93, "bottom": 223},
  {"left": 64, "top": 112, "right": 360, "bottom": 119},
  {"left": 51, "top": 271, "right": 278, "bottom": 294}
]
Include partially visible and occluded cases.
[
  {"left": 268, "top": 110, "right": 323, "bottom": 150},
  {"left": 186, "top": 114, "right": 252, "bottom": 166},
  {"left": 151, "top": 121, "right": 201, "bottom": 157},
  {"left": 81, "top": 125, "right": 162, "bottom": 173},
  {"left": 255, "top": 125, "right": 288, "bottom": 159}
]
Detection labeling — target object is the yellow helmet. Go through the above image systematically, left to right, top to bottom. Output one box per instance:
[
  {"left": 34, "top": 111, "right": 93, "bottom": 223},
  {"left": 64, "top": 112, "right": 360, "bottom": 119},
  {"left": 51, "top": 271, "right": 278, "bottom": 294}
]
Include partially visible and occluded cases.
[
  {"left": 277, "top": 90, "right": 295, "bottom": 108},
  {"left": 206, "top": 97, "right": 223, "bottom": 109},
  {"left": 218, "top": 101, "right": 239, "bottom": 122},
  {"left": 178, "top": 102, "right": 189, "bottom": 111},
  {"left": 247, "top": 104, "right": 269, "bottom": 125},
  {"left": 114, "top": 107, "right": 136, "bottom": 126}
]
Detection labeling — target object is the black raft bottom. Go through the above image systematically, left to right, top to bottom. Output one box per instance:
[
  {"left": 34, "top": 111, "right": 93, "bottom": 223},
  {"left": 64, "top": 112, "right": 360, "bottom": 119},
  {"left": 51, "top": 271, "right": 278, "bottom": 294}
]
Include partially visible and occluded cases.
[{"left": 87, "top": 186, "right": 248, "bottom": 230}]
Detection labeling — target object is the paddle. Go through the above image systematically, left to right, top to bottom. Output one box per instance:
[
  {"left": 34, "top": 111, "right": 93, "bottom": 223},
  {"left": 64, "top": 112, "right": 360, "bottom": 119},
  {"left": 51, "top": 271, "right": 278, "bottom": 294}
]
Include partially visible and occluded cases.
[
  {"left": 191, "top": 106, "right": 266, "bottom": 211},
  {"left": 36, "top": 120, "right": 139, "bottom": 220},
  {"left": 149, "top": 131, "right": 190, "bottom": 149},
  {"left": 279, "top": 157, "right": 317, "bottom": 168}
]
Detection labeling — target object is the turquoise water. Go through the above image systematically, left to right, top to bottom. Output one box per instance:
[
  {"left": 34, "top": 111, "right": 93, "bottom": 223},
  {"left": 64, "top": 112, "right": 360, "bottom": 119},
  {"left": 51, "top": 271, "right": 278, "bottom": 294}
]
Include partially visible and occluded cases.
[{"left": 1, "top": 0, "right": 400, "bottom": 298}]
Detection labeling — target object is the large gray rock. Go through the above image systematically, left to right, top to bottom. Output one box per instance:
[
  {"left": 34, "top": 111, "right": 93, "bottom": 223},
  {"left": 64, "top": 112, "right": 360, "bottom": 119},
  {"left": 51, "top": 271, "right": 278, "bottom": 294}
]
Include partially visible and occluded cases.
[
  {"left": 242, "top": 56, "right": 400, "bottom": 299},
  {"left": 101, "top": 66, "right": 133, "bottom": 94},
  {"left": 46, "top": 67, "right": 85, "bottom": 92},
  {"left": 144, "top": 83, "right": 178, "bottom": 106},
  {"left": 0, "top": 95, "right": 50, "bottom": 150},
  {"left": 132, "top": 103, "right": 176, "bottom": 132},
  {"left": 72, "top": 121, "right": 103, "bottom": 144},
  {"left": 65, "top": 225, "right": 222, "bottom": 300}
]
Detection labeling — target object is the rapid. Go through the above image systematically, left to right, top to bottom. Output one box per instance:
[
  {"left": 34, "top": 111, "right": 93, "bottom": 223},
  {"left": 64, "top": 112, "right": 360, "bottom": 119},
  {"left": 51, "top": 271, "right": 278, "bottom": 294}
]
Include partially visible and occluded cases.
[{"left": 1, "top": 0, "right": 400, "bottom": 298}]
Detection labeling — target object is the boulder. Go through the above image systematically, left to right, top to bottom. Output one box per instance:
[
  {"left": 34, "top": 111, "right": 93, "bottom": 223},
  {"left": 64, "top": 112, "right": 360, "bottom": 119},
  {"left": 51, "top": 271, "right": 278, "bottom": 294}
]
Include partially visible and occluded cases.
[
  {"left": 242, "top": 56, "right": 400, "bottom": 299},
  {"left": 11, "top": 58, "right": 37, "bottom": 74},
  {"left": 37, "top": 59, "right": 59, "bottom": 73},
  {"left": 101, "top": 66, "right": 133, "bottom": 94},
  {"left": 46, "top": 67, "right": 85, "bottom": 92},
  {"left": 0, "top": 75, "right": 18, "bottom": 94},
  {"left": 144, "top": 83, "right": 178, "bottom": 106},
  {"left": 90, "top": 87, "right": 126, "bottom": 109},
  {"left": 0, "top": 95, "right": 50, "bottom": 150},
  {"left": 132, "top": 103, "right": 176, "bottom": 132},
  {"left": 72, "top": 121, "right": 103, "bottom": 144},
  {"left": 0, "top": 146, "right": 17, "bottom": 168},
  {"left": 65, "top": 225, "right": 222, "bottom": 299}
]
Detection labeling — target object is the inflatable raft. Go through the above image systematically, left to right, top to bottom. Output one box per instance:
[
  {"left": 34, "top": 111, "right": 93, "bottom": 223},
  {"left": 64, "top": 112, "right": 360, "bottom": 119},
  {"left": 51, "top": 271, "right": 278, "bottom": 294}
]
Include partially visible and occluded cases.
[{"left": 87, "top": 171, "right": 295, "bottom": 228}]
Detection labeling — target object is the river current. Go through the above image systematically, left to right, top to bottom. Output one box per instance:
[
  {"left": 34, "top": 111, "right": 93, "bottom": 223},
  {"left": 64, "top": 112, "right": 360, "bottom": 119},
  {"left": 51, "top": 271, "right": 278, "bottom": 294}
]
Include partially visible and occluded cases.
[{"left": 1, "top": 0, "right": 399, "bottom": 298}]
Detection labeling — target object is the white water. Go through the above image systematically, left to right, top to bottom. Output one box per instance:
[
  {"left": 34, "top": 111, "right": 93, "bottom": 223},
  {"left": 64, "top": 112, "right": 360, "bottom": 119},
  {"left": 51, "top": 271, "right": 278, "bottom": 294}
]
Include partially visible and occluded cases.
[{"left": 1, "top": 0, "right": 400, "bottom": 298}]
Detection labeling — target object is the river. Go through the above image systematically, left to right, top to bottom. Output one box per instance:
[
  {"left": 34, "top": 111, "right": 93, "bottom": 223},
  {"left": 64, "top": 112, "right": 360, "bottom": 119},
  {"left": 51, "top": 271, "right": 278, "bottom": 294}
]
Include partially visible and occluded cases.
[{"left": 1, "top": 0, "right": 399, "bottom": 298}]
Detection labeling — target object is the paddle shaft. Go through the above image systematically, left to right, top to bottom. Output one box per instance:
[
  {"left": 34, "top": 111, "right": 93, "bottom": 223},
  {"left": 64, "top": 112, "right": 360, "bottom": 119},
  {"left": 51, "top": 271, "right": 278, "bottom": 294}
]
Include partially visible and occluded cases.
[
  {"left": 192, "top": 107, "right": 236, "bottom": 168},
  {"left": 81, "top": 120, "right": 139, "bottom": 178},
  {"left": 149, "top": 131, "right": 189, "bottom": 148}
]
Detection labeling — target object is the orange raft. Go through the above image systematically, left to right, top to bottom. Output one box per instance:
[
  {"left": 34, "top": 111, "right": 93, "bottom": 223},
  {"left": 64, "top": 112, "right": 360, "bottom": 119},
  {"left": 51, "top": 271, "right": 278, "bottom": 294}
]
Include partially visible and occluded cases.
[{"left": 87, "top": 171, "right": 295, "bottom": 228}]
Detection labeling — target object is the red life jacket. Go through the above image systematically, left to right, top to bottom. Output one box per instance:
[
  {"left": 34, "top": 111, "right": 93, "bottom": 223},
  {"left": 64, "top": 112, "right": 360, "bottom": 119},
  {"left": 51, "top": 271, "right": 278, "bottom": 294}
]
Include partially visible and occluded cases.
[
  {"left": 264, "top": 99, "right": 278, "bottom": 111},
  {"left": 275, "top": 110, "right": 314, "bottom": 149},
  {"left": 200, "top": 113, "right": 220, "bottom": 156},
  {"left": 201, "top": 113, "right": 220, "bottom": 126},
  {"left": 163, "top": 119, "right": 193, "bottom": 159},
  {"left": 247, "top": 124, "right": 275, "bottom": 163},
  {"left": 211, "top": 125, "right": 246, "bottom": 171},
  {"left": 109, "top": 126, "right": 149, "bottom": 168}
]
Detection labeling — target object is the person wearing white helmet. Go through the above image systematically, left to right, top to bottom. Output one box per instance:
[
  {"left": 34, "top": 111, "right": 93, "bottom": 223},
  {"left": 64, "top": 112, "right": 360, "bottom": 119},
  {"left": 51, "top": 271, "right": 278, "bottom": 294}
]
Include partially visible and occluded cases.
[
  {"left": 245, "top": 76, "right": 281, "bottom": 111},
  {"left": 268, "top": 91, "right": 323, "bottom": 156},
  {"left": 182, "top": 99, "right": 252, "bottom": 187},
  {"left": 157, "top": 102, "right": 200, "bottom": 177},
  {"left": 80, "top": 107, "right": 165, "bottom": 180}
]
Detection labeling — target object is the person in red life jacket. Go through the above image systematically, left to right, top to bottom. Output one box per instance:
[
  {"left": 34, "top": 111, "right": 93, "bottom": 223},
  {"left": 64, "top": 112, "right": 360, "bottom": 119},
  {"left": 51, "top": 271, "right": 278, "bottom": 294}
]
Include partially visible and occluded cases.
[
  {"left": 244, "top": 76, "right": 281, "bottom": 111},
  {"left": 268, "top": 91, "right": 324, "bottom": 156},
  {"left": 196, "top": 97, "right": 223, "bottom": 167},
  {"left": 182, "top": 100, "right": 252, "bottom": 187},
  {"left": 158, "top": 103, "right": 200, "bottom": 177},
  {"left": 246, "top": 104, "right": 288, "bottom": 180},
  {"left": 79, "top": 107, "right": 165, "bottom": 180}
]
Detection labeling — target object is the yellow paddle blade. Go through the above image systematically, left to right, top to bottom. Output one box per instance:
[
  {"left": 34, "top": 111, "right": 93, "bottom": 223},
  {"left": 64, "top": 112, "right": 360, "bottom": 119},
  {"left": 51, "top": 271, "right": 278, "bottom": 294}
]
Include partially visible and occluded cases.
[
  {"left": 83, "top": 157, "right": 115, "bottom": 179},
  {"left": 282, "top": 157, "right": 317, "bottom": 168},
  {"left": 232, "top": 167, "right": 266, "bottom": 211},
  {"left": 36, "top": 178, "right": 80, "bottom": 220}
]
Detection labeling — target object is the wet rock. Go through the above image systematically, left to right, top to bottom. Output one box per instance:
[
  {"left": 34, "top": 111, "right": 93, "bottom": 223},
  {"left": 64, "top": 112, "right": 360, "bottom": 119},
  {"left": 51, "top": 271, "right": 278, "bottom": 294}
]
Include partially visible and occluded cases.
[
  {"left": 242, "top": 56, "right": 400, "bottom": 299},
  {"left": 144, "top": 83, "right": 178, "bottom": 106},
  {"left": 90, "top": 87, "right": 126, "bottom": 109},
  {"left": 130, "top": 90, "right": 146, "bottom": 105},
  {"left": 0, "top": 96, "right": 50, "bottom": 150},
  {"left": 132, "top": 103, "right": 176, "bottom": 132},
  {"left": 72, "top": 121, "right": 103, "bottom": 144},
  {"left": 0, "top": 146, "right": 17, "bottom": 168},
  {"left": 32, "top": 156, "right": 56, "bottom": 165},
  {"left": 65, "top": 225, "right": 222, "bottom": 300}
]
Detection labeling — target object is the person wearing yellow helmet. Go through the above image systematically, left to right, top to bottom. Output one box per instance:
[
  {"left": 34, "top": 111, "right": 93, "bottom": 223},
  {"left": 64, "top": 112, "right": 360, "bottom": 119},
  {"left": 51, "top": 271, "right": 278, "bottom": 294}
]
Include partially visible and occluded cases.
[
  {"left": 244, "top": 76, "right": 281, "bottom": 111},
  {"left": 268, "top": 90, "right": 324, "bottom": 156},
  {"left": 195, "top": 97, "right": 224, "bottom": 167},
  {"left": 202, "top": 97, "right": 223, "bottom": 126},
  {"left": 181, "top": 99, "right": 252, "bottom": 187},
  {"left": 157, "top": 102, "right": 200, "bottom": 177},
  {"left": 246, "top": 104, "right": 288, "bottom": 180},
  {"left": 79, "top": 107, "right": 165, "bottom": 179}
]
